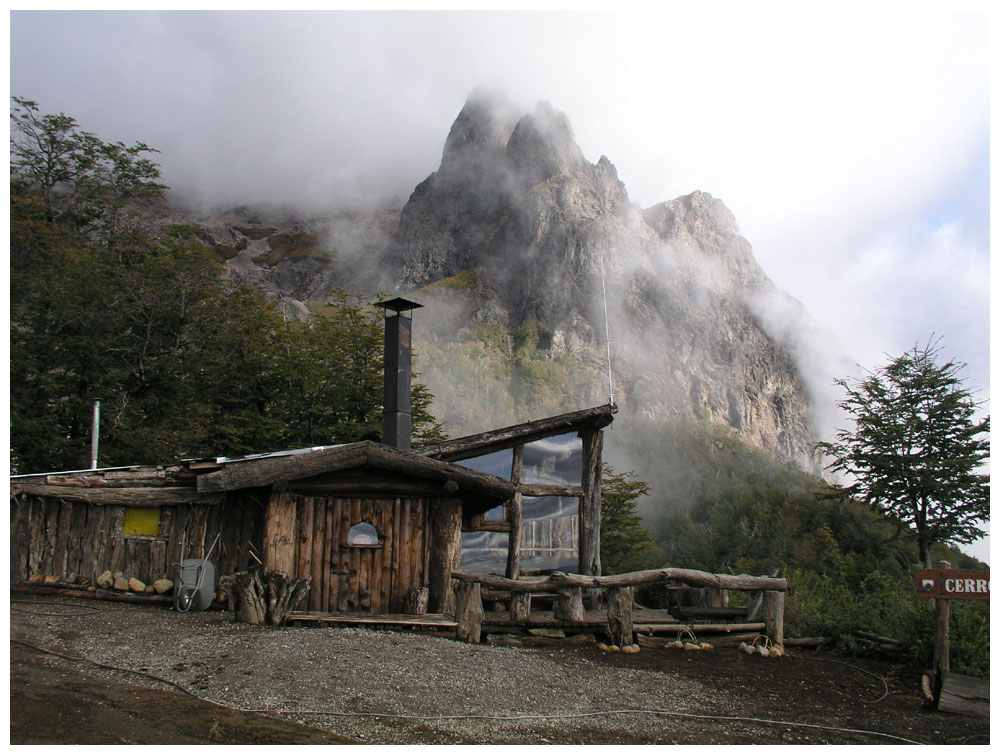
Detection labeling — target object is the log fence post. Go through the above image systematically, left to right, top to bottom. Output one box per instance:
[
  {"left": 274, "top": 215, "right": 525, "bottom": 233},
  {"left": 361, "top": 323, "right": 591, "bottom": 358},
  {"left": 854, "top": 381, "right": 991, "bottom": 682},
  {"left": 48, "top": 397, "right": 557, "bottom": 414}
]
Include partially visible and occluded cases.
[
  {"left": 454, "top": 580, "right": 484, "bottom": 643},
  {"left": 554, "top": 586, "right": 585, "bottom": 622},
  {"left": 607, "top": 586, "right": 634, "bottom": 647},
  {"left": 761, "top": 590, "right": 785, "bottom": 647},
  {"left": 510, "top": 591, "right": 531, "bottom": 622}
]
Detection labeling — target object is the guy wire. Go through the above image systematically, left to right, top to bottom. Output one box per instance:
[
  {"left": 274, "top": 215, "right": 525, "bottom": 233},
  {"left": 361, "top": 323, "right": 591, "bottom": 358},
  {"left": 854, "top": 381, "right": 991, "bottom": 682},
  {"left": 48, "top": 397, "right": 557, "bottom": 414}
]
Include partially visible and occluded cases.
[{"left": 600, "top": 254, "right": 615, "bottom": 407}]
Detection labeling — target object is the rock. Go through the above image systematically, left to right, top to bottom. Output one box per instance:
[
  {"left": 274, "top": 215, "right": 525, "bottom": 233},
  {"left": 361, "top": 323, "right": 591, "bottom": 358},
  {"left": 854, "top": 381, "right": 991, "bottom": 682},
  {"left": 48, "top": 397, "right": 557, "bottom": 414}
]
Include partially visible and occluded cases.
[
  {"left": 96, "top": 570, "right": 114, "bottom": 589},
  {"left": 27, "top": 574, "right": 45, "bottom": 584},
  {"left": 43, "top": 575, "right": 61, "bottom": 584},
  {"left": 113, "top": 576, "right": 129, "bottom": 591},
  {"left": 128, "top": 578, "right": 146, "bottom": 593},
  {"left": 153, "top": 579, "right": 174, "bottom": 595},
  {"left": 87, "top": 586, "right": 97, "bottom": 592},
  {"left": 144, "top": 586, "right": 156, "bottom": 594},
  {"left": 527, "top": 627, "right": 565, "bottom": 638}
]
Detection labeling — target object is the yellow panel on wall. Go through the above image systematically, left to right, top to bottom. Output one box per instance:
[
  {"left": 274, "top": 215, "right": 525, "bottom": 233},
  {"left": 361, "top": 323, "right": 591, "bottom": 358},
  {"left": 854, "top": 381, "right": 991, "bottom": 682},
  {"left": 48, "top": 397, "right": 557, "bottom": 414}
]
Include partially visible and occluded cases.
[{"left": 123, "top": 507, "right": 161, "bottom": 537}]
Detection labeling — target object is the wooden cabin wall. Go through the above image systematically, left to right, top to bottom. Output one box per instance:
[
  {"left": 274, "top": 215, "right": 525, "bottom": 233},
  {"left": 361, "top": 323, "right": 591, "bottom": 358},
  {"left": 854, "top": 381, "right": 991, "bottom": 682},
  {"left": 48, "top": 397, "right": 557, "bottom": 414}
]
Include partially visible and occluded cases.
[
  {"left": 9, "top": 493, "right": 265, "bottom": 588},
  {"left": 265, "top": 495, "right": 430, "bottom": 615}
]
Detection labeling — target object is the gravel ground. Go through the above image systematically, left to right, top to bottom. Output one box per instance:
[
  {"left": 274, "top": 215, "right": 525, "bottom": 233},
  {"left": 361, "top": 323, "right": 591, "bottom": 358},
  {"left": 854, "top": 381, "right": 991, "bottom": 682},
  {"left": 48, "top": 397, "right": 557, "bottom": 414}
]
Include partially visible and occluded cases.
[
  {"left": 9, "top": 593, "right": 990, "bottom": 745},
  {"left": 12, "top": 596, "right": 716, "bottom": 744}
]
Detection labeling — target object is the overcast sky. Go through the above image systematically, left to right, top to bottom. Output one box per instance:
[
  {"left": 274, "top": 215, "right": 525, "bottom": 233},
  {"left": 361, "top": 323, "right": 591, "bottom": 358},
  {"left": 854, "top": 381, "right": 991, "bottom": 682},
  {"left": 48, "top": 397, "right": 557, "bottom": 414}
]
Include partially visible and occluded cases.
[{"left": 9, "top": 5, "right": 991, "bottom": 560}]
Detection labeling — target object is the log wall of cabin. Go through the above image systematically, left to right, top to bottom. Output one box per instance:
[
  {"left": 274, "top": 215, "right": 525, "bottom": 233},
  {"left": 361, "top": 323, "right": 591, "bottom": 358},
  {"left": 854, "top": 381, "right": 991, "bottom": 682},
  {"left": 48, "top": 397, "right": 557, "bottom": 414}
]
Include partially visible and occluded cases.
[
  {"left": 9, "top": 493, "right": 265, "bottom": 587},
  {"left": 264, "top": 494, "right": 431, "bottom": 614}
]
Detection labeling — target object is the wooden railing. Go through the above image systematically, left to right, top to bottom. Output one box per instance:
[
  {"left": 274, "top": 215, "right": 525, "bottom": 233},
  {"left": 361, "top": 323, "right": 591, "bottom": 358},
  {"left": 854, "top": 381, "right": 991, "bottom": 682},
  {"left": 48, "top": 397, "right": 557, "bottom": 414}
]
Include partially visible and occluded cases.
[{"left": 451, "top": 568, "right": 788, "bottom": 647}]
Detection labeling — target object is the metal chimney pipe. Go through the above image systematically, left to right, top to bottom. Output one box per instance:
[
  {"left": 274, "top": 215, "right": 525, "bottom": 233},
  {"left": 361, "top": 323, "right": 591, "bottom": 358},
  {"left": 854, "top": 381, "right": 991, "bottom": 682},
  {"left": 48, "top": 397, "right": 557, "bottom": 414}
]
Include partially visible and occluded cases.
[{"left": 374, "top": 297, "right": 423, "bottom": 450}]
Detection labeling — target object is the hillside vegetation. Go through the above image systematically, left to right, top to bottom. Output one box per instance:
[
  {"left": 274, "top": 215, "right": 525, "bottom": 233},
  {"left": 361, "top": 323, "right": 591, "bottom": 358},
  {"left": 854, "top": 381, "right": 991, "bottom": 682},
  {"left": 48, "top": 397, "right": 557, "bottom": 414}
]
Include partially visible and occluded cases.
[{"left": 603, "top": 418, "right": 989, "bottom": 678}]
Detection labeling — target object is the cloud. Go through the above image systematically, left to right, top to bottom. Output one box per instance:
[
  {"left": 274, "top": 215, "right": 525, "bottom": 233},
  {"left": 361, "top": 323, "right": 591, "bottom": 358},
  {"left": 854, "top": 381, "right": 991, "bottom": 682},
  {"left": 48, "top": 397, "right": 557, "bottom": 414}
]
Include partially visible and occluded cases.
[{"left": 10, "top": 7, "right": 990, "bottom": 560}]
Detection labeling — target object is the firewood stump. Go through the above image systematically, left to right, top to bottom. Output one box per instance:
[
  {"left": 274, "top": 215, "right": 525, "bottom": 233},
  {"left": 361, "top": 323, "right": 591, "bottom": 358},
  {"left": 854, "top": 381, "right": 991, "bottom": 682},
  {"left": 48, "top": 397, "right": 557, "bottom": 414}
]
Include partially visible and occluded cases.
[{"left": 220, "top": 567, "right": 311, "bottom": 625}]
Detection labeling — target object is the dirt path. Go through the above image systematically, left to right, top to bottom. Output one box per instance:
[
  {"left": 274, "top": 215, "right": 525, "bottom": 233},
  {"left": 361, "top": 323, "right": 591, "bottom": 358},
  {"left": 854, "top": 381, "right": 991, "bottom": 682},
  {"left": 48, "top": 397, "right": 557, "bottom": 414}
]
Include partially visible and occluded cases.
[{"left": 8, "top": 594, "right": 990, "bottom": 745}]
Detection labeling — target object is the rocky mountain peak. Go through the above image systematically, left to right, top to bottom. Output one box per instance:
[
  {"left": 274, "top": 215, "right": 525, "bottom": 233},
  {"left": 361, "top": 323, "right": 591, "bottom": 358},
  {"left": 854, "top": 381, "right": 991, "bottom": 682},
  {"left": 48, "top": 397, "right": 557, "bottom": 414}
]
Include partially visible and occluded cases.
[
  {"left": 189, "top": 90, "right": 822, "bottom": 472},
  {"left": 505, "top": 100, "right": 586, "bottom": 186}
]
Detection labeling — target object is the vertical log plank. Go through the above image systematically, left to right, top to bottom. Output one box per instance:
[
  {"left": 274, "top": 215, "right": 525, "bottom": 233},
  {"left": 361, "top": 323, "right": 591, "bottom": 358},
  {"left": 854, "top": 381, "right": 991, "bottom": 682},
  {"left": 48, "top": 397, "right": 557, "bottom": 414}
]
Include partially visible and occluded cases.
[
  {"left": 579, "top": 428, "right": 604, "bottom": 609},
  {"left": 506, "top": 444, "right": 524, "bottom": 579},
  {"left": 262, "top": 492, "right": 297, "bottom": 577},
  {"left": 10, "top": 496, "right": 31, "bottom": 583},
  {"left": 296, "top": 497, "right": 314, "bottom": 582},
  {"left": 309, "top": 498, "right": 326, "bottom": 612},
  {"left": 329, "top": 498, "right": 342, "bottom": 612},
  {"left": 427, "top": 498, "right": 462, "bottom": 614},
  {"left": 348, "top": 499, "right": 362, "bottom": 611},
  {"left": 107, "top": 507, "right": 126, "bottom": 575}
]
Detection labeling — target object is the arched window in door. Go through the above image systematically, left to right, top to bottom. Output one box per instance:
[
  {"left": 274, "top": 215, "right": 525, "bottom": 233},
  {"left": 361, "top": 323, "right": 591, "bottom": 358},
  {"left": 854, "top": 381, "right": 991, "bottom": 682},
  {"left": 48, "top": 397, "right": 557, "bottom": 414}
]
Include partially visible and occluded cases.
[{"left": 347, "top": 522, "right": 379, "bottom": 546}]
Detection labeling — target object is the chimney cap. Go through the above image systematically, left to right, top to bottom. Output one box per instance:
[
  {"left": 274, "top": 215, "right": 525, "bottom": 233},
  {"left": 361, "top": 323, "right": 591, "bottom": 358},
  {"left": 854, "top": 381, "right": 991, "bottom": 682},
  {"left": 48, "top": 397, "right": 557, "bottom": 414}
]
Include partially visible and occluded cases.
[{"left": 375, "top": 296, "right": 423, "bottom": 314}]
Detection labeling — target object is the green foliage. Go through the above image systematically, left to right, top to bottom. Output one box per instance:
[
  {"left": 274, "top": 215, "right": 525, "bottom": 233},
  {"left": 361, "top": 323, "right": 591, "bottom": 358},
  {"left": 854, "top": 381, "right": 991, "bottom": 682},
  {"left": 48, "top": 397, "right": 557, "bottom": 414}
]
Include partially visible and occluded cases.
[
  {"left": 9, "top": 98, "right": 446, "bottom": 472},
  {"left": 816, "top": 341, "right": 990, "bottom": 567},
  {"left": 616, "top": 416, "right": 988, "bottom": 677},
  {"left": 600, "top": 464, "right": 659, "bottom": 574}
]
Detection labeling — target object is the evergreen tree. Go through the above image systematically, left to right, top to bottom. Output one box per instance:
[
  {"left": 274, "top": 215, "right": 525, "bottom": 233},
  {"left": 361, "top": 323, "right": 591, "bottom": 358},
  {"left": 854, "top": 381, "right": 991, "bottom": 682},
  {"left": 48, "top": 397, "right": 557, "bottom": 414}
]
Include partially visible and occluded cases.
[
  {"left": 10, "top": 97, "right": 446, "bottom": 473},
  {"left": 817, "top": 341, "right": 989, "bottom": 567}
]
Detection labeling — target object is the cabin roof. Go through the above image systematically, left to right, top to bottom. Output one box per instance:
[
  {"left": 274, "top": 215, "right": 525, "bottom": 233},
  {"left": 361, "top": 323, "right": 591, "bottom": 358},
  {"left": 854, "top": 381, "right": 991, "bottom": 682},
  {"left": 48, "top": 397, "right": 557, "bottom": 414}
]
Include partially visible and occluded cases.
[
  {"left": 10, "top": 404, "right": 615, "bottom": 511},
  {"left": 194, "top": 440, "right": 514, "bottom": 506}
]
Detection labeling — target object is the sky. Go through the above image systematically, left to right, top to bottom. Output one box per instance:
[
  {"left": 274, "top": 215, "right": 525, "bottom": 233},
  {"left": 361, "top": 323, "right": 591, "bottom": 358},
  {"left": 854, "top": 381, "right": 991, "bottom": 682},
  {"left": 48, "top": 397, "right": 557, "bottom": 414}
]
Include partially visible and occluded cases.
[{"left": 8, "top": 4, "right": 991, "bottom": 562}]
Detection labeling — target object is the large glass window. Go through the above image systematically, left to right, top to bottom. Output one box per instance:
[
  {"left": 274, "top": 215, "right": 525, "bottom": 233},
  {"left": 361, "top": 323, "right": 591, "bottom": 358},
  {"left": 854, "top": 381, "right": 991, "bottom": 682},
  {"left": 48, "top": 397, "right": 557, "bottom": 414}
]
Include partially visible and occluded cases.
[{"left": 458, "top": 434, "right": 582, "bottom": 574}]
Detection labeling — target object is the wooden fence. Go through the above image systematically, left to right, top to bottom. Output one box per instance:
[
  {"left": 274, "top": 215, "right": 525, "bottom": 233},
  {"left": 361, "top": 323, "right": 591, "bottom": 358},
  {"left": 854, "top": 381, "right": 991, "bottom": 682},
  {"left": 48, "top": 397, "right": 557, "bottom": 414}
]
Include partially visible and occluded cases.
[{"left": 451, "top": 567, "right": 788, "bottom": 647}]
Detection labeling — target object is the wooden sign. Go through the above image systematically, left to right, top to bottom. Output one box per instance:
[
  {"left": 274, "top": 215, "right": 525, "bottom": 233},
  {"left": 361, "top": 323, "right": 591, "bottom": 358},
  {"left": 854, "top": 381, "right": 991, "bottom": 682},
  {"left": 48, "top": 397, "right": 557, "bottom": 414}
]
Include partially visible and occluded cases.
[{"left": 914, "top": 570, "right": 990, "bottom": 600}]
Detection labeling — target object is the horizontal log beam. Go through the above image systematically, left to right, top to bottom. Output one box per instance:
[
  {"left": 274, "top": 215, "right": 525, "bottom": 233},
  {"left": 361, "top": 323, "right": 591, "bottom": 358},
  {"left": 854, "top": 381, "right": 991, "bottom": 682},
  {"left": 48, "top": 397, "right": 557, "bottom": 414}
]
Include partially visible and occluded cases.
[
  {"left": 418, "top": 404, "right": 616, "bottom": 462},
  {"left": 196, "top": 441, "right": 513, "bottom": 504},
  {"left": 10, "top": 483, "right": 221, "bottom": 507},
  {"left": 517, "top": 484, "right": 583, "bottom": 498},
  {"left": 452, "top": 568, "right": 788, "bottom": 593},
  {"left": 635, "top": 622, "right": 767, "bottom": 635}
]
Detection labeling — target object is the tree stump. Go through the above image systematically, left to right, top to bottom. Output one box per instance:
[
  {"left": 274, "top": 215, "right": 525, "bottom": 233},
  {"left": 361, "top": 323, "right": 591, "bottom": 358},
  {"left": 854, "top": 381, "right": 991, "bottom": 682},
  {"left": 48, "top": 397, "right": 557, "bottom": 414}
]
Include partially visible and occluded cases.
[
  {"left": 221, "top": 567, "right": 311, "bottom": 625},
  {"left": 607, "top": 586, "right": 634, "bottom": 647},
  {"left": 405, "top": 587, "right": 429, "bottom": 615}
]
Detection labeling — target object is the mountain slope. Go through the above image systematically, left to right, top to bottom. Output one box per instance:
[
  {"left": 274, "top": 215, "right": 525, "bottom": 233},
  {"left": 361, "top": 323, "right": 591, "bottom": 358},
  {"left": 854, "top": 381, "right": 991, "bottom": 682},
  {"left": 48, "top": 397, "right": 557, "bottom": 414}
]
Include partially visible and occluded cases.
[{"left": 188, "top": 89, "right": 822, "bottom": 473}]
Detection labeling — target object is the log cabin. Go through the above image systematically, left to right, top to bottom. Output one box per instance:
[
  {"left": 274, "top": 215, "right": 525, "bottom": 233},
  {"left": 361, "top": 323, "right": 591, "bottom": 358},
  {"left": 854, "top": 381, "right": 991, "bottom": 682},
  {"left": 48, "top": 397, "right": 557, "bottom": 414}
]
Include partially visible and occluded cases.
[{"left": 9, "top": 298, "right": 616, "bottom": 617}]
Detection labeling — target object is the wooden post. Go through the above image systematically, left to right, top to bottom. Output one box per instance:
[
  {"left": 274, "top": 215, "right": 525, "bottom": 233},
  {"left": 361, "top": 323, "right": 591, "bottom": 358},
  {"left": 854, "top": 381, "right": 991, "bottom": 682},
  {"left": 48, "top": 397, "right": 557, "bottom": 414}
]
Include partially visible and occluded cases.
[
  {"left": 579, "top": 429, "right": 603, "bottom": 609},
  {"left": 505, "top": 444, "right": 524, "bottom": 579},
  {"left": 262, "top": 491, "right": 297, "bottom": 577},
  {"left": 427, "top": 498, "right": 463, "bottom": 614},
  {"left": 933, "top": 560, "right": 952, "bottom": 680},
  {"left": 454, "top": 581, "right": 484, "bottom": 643},
  {"left": 554, "top": 586, "right": 585, "bottom": 622},
  {"left": 607, "top": 586, "right": 634, "bottom": 647},
  {"left": 705, "top": 586, "right": 728, "bottom": 607},
  {"left": 761, "top": 590, "right": 785, "bottom": 647},
  {"left": 510, "top": 591, "right": 531, "bottom": 622},
  {"left": 934, "top": 598, "right": 951, "bottom": 675}
]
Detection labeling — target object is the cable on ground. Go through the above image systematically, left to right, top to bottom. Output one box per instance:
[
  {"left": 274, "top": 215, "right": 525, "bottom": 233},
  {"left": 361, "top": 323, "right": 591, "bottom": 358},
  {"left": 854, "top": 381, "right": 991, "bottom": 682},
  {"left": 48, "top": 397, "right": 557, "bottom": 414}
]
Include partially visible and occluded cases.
[{"left": 11, "top": 638, "right": 926, "bottom": 745}]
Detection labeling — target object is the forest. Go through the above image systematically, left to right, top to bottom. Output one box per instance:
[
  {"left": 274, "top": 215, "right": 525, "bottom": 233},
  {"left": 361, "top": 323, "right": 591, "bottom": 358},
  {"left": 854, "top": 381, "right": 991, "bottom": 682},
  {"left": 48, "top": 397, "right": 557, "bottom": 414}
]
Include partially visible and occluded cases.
[{"left": 10, "top": 97, "right": 988, "bottom": 677}]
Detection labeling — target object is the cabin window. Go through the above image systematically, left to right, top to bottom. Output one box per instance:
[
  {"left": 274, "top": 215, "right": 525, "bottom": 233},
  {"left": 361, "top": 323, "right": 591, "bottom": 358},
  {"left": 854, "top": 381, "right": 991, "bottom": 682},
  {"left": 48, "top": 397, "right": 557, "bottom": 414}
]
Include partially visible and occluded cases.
[
  {"left": 123, "top": 507, "right": 161, "bottom": 537},
  {"left": 347, "top": 522, "right": 380, "bottom": 546}
]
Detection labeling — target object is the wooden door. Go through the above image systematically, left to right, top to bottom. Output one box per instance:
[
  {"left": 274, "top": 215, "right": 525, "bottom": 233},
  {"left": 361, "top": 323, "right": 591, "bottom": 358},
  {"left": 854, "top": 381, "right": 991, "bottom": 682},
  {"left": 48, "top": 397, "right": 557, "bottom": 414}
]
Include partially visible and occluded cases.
[{"left": 293, "top": 496, "right": 428, "bottom": 615}]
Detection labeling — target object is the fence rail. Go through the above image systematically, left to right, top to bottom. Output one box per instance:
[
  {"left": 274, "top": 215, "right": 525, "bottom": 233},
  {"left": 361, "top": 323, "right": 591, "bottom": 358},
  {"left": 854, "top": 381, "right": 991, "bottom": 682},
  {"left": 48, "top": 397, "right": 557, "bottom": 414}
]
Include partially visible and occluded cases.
[{"left": 450, "top": 567, "right": 787, "bottom": 647}]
